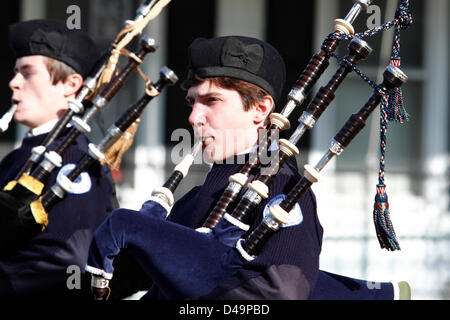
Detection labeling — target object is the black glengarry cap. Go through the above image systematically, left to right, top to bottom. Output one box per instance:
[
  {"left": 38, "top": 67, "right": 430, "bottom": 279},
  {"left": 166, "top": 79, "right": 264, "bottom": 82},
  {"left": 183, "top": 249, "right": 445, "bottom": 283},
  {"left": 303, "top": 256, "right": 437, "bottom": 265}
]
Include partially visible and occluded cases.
[
  {"left": 8, "top": 19, "right": 100, "bottom": 78},
  {"left": 183, "top": 36, "right": 286, "bottom": 102}
]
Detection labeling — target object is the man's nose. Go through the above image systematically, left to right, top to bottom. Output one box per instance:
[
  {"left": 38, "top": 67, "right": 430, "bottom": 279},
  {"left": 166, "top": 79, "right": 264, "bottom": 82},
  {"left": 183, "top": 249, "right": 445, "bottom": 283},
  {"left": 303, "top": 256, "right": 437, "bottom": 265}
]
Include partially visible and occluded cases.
[
  {"left": 9, "top": 73, "right": 22, "bottom": 90},
  {"left": 188, "top": 104, "right": 206, "bottom": 128}
]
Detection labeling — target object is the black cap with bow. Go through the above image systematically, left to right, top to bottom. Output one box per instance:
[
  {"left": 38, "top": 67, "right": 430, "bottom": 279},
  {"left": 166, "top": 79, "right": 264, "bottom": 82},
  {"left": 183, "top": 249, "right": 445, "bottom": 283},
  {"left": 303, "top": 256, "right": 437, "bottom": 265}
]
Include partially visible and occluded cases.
[
  {"left": 8, "top": 19, "right": 100, "bottom": 78},
  {"left": 183, "top": 36, "right": 286, "bottom": 102}
]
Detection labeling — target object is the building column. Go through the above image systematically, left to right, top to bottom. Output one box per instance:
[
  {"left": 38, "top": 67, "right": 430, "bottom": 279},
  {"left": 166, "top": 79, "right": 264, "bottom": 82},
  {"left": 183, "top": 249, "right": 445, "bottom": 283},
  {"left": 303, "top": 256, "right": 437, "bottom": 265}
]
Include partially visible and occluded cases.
[
  {"left": 215, "top": 0, "right": 267, "bottom": 39},
  {"left": 422, "top": 0, "right": 449, "bottom": 211},
  {"left": 122, "top": 6, "right": 169, "bottom": 209},
  {"left": 138, "top": 9, "right": 168, "bottom": 147}
]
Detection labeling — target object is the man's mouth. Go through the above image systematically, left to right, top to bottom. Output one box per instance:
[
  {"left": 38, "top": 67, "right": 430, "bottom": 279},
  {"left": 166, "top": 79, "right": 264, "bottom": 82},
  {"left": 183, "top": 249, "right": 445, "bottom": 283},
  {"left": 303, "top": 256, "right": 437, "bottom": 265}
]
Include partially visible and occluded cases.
[
  {"left": 11, "top": 98, "right": 20, "bottom": 107},
  {"left": 202, "top": 136, "right": 214, "bottom": 147}
]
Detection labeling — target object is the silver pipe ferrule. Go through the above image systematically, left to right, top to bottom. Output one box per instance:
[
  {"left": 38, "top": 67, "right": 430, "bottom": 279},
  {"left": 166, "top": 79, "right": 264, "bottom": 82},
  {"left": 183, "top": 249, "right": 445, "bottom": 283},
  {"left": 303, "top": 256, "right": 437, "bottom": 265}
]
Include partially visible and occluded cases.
[
  {"left": 345, "top": 0, "right": 372, "bottom": 24},
  {"left": 82, "top": 77, "right": 97, "bottom": 92},
  {"left": 283, "top": 87, "right": 306, "bottom": 113},
  {"left": 93, "top": 96, "right": 107, "bottom": 110},
  {"left": 280, "top": 100, "right": 297, "bottom": 119},
  {"left": 81, "top": 107, "right": 99, "bottom": 124},
  {"left": 299, "top": 111, "right": 316, "bottom": 129},
  {"left": 289, "top": 123, "right": 307, "bottom": 146},
  {"left": 98, "top": 125, "right": 123, "bottom": 152},
  {"left": 328, "top": 139, "right": 345, "bottom": 156},
  {"left": 315, "top": 150, "right": 335, "bottom": 172},
  {"left": 39, "top": 158, "right": 56, "bottom": 173},
  {"left": 225, "top": 181, "right": 243, "bottom": 195},
  {"left": 51, "top": 184, "right": 66, "bottom": 199},
  {"left": 243, "top": 189, "right": 263, "bottom": 204},
  {"left": 262, "top": 213, "right": 282, "bottom": 232},
  {"left": 91, "top": 275, "right": 109, "bottom": 289}
]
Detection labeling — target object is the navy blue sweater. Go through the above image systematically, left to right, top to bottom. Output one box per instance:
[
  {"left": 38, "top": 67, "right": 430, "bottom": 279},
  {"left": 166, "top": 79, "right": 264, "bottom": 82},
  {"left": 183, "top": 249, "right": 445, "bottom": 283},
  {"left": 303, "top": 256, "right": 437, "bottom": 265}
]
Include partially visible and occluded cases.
[{"left": 146, "top": 158, "right": 323, "bottom": 299}]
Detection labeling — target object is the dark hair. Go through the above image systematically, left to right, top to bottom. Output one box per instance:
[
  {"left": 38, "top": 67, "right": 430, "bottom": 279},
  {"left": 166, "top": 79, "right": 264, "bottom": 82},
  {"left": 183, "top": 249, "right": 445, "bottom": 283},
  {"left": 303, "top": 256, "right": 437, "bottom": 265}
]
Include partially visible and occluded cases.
[
  {"left": 43, "top": 56, "right": 77, "bottom": 85},
  {"left": 185, "top": 76, "right": 273, "bottom": 112}
]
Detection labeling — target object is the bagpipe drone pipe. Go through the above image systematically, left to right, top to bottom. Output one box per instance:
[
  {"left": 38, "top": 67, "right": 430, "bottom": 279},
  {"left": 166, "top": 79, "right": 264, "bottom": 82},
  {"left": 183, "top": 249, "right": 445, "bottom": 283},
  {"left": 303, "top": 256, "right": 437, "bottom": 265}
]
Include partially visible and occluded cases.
[
  {"left": 0, "top": 0, "right": 173, "bottom": 257},
  {"left": 85, "top": 0, "right": 413, "bottom": 300},
  {"left": 85, "top": 0, "right": 373, "bottom": 298},
  {"left": 201, "top": 0, "right": 374, "bottom": 230},
  {"left": 201, "top": 37, "right": 372, "bottom": 235},
  {"left": 86, "top": 64, "right": 407, "bottom": 301},
  {"left": 237, "top": 65, "right": 407, "bottom": 264},
  {"left": 237, "top": 65, "right": 409, "bottom": 299}
]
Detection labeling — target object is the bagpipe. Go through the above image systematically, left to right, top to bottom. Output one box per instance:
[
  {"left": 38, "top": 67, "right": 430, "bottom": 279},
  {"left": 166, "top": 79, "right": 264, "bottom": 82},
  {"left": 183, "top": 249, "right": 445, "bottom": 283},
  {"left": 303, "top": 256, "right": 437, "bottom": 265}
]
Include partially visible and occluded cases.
[
  {"left": 0, "top": 0, "right": 174, "bottom": 257},
  {"left": 6, "top": 0, "right": 171, "bottom": 180},
  {"left": 85, "top": 0, "right": 413, "bottom": 300},
  {"left": 200, "top": 2, "right": 372, "bottom": 230},
  {"left": 0, "top": 104, "right": 17, "bottom": 134}
]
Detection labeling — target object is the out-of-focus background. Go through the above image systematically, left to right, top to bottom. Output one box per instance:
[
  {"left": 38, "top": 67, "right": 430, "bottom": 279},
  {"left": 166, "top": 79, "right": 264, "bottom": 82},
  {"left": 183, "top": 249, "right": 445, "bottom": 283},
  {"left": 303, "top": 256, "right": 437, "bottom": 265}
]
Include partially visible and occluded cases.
[{"left": 1, "top": 0, "right": 448, "bottom": 299}]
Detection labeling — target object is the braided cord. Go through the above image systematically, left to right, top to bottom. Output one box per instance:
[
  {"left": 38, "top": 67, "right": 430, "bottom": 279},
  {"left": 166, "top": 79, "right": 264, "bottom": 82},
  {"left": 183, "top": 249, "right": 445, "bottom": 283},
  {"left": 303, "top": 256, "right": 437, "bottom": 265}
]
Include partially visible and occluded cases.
[
  {"left": 323, "top": 0, "right": 412, "bottom": 251},
  {"left": 328, "top": 0, "right": 413, "bottom": 42},
  {"left": 388, "top": 1, "right": 411, "bottom": 123},
  {"left": 327, "top": 48, "right": 379, "bottom": 90},
  {"left": 378, "top": 94, "right": 389, "bottom": 186}
]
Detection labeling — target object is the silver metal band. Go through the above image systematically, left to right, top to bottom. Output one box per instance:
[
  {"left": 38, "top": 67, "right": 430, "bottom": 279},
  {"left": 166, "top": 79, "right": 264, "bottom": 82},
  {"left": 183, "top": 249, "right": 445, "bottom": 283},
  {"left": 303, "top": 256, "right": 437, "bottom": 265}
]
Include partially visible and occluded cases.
[
  {"left": 299, "top": 111, "right": 316, "bottom": 129},
  {"left": 328, "top": 139, "right": 345, "bottom": 156},
  {"left": 225, "top": 181, "right": 243, "bottom": 195},
  {"left": 243, "top": 189, "right": 263, "bottom": 204},
  {"left": 262, "top": 213, "right": 282, "bottom": 232},
  {"left": 91, "top": 275, "right": 109, "bottom": 289}
]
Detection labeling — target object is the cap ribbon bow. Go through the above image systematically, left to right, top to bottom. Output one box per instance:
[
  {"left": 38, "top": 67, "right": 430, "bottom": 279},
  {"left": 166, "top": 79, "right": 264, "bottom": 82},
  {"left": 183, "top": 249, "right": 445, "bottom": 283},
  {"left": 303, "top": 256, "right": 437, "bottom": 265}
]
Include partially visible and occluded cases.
[{"left": 221, "top": 37, "right": 263, "bottom": 74}]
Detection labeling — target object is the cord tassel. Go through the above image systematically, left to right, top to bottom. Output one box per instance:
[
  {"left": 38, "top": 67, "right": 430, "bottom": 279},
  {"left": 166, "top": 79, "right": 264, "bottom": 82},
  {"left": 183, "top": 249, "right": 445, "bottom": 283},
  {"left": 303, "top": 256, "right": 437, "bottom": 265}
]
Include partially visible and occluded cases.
[
  {"left": 372, "top": 1, "right": 413, "bottom": 250},
  {"left": 386, "top": 1, "right": 412, "bottom": 123},
  {"left": 387, "top": 60, "right": 408, "bottom": 123},
  {"left": 387, "top": 87, "right": 408, "bottom": 123},
  {"left": 373, "top": 95, "right": 400, "bottom": 251},
  {"left": 373, "top": 184, "right": 400, "bottom": 250}
]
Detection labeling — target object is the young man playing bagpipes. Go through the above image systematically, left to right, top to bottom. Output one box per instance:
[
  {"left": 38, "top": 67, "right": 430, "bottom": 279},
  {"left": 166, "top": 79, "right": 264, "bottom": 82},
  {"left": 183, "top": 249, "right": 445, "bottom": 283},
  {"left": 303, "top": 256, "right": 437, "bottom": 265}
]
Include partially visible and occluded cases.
[
  {"left": 87, "top": 0, "right": 415, "bottom": 300},
  {"left": 0, "top": 19, "right": 117, "bottom": 298},
  {"left": 87, "top": 32, "right": 413, "bottom": 300},
  {"left": 87, "top": 35, "right": 324, "bottom": 300}
]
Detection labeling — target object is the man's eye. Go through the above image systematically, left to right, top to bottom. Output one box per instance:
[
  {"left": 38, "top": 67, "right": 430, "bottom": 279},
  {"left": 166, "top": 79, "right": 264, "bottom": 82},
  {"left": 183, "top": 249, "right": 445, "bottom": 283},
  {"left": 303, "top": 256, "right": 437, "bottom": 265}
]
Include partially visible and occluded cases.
[
  {"left": 21, "top": 71, "right": 32, "bottom": 78},
  {"left": 207, "top": 97, "right": 218, "bottom": 103}
]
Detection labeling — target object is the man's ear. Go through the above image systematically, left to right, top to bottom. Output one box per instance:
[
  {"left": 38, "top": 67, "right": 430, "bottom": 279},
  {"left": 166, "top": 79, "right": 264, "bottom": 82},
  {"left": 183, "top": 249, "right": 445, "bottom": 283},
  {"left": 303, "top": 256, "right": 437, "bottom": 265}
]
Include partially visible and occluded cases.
[
  {"left": 63, "top": 73, "right": 84, "bottom": 97},
  {"left": 252, "top": 95, "right": 274, "bottom": 127}
]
